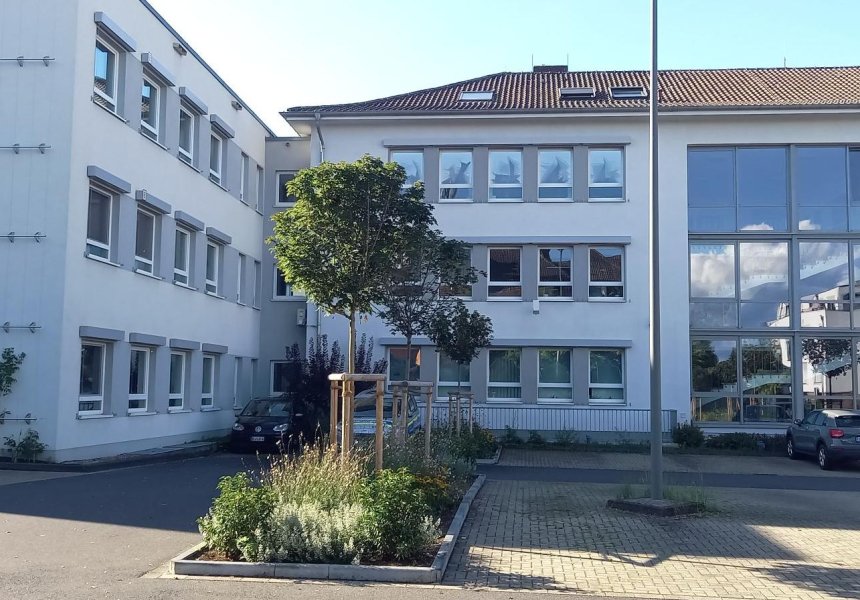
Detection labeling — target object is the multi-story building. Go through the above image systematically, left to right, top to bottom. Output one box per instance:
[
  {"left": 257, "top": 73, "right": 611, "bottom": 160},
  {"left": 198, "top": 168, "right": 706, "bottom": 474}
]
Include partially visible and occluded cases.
[{"left": 1, "top": 0, "right": 273, "bottom": 461}]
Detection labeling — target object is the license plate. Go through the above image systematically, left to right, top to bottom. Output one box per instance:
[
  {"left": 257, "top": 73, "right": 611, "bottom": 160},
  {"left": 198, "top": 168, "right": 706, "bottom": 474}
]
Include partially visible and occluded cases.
[{"left": 250, "top": 436, "right": 265, "bottom": 442}]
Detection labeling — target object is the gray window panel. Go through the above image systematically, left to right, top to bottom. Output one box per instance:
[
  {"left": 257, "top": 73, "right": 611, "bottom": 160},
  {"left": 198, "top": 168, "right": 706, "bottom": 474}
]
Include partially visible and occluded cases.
[
  {"left": 93, "top": 41, "right": 116, "bottom": 111},
  {"left": 141, "top": 80, "right": 158, "bottom": 138},
  {"left": 795, "top": 146, "right": 848, "bottom": 207},
  {"left": 736, "top": 147, "right": 788, "bottom": 207},
  {"left": 850, "top": 148, "right": 860, "bottom": 205},
  {"left": 588, "top": 149, "right": 623, "bottom": 192},
  {"left": 687, "top": 149, "right": 734, "bottom": 208},
  {"left": 440, "top": 150, "right": 473, "bottom": 200},
  {"left": 489, "top": 150, "right": 523, "bottom": 199},
  {"left": 539, "top": 150, "right": 572, "bottom": 184},
  {"left": 391, "top": 151, "right": 424, "bottom": 186},
  {"left": 276, "top": 173, "right": 296, "bottom": 205},
  {"left": 539, "top": 187, "right": 573, "bottom": 199},
  {"left": 86, "top": 188, "right": 111, "bottom": 257},
  {"left": 797, "top": 206, "right": 848, "bottom": 232},
  {"left": 689, "top": 207, "right": 736, "bottom": 233},
  {"left": 738, "top": 207, "right": 787, "bottom": 232},
  {"left": 849, "top": 207, "right": 860, "bottom": 233},
  {"left": 135, "top": 211, "right": 155, "bottom": 271},
  {"left": 739, "top": 242, "right": 788, "bottom": 302},
  {"left": 798, "top": 242, "right": 850, "bottom": 328},
  {"left": 690, "top": 243, "right": 735, "bottom": 298},
  {"left": 588, "top": 247, "right": 624, "bottom": 299},
  {"left": 489, "top": 248, "right": 521, "bottom": 298},
  {"left": 538, "top": 248, "right": 573, "bottom": 298},
  {"left": 690, "top": 302, "right": 739, "bottom": 328},
  {"left": 739, "top": 302, "right": 789, "bottom": 328},
  {"left": 741, "top": 337, "right": 792, "bottom": 423},
  {"left": 801, "top": 338, "right": 854, "bottom": 410},
  {"left": 691, "top": 339, "right": 737, "bottom": 393},
  {"left": 79, "top": 345, "right": 103, "bottom": 395},
  {"left": 389, "top": 347, "right": 420, "bottom": 382},
  {"left": 129, "top": 349, "right": 147, "bottom": 394},
  {"left": 488, "top": 349, "right": 521, "bottom": 399},
  {"left": 588, "top": 349, "right": 624, "bottom": 401},
  {"left": 169, "top": 353, "right": 184, "bottom": 396},
  {"left": 438, "top": 355, "right": 469, "bottom": 388},
  {"left": 202, "top": 356, "right": 214, "bottom": 395},
  {"left": 272, "top": 362, "right": 290, "bottom": 395},
  {"left": 692, "top": 396, "right": 740, "bottom": 422}
]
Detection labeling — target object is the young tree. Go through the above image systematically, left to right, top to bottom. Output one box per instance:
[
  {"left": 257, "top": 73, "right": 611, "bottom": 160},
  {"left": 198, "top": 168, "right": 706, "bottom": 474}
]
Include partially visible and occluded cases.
[
  {"left": 268, "top": 155, "right": 435, "bottom": 373},
  {"left": 376, "top": 230, "right": 477, "bottom": 384},
  {"left": 427, "top": 303, "right": 493, "bottom": 397}
]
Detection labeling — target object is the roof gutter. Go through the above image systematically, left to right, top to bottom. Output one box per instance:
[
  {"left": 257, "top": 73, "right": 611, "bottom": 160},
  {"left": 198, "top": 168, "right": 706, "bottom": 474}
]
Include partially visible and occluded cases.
[{"left": 314, "top": 112, "right": 326, "bottom": 163}]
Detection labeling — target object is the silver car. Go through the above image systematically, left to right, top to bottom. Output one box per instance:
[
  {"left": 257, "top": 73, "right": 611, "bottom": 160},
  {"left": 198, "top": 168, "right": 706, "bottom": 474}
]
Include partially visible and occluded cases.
[{"left": 786, "top": 409, "right": 860, "bottom": 470}]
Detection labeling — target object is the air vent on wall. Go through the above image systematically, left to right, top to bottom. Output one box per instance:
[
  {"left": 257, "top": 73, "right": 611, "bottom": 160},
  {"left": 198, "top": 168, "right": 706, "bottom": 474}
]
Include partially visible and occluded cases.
[
  {"left": 610, "top": 86, "right": 647, "bottom": 99},
  {"left": 560, "top": 87, "right": 596, "bottom": 99},
  {"left": 459, "top": 90, "right": 494, "bottom": 101}
]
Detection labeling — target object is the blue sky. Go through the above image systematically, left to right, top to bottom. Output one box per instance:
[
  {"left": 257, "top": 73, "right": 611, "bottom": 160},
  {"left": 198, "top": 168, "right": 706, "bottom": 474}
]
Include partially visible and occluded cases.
[{"left": 147, "top": 0, "right": 860, "bottom": 135}]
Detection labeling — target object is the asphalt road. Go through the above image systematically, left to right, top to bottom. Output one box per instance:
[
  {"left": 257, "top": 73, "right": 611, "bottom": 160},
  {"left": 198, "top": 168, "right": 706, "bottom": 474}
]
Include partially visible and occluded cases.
[{"left": 1, "top": 452, "right": 857, "bottom": 600}]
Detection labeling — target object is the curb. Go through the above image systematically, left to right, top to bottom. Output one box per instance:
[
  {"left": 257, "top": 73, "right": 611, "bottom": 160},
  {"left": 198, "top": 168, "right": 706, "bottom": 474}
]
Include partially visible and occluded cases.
[
  {"left": 475, "top": 446, "right": 501, "bottom": 465},
  {"left": 170, "top": 474, "right": 486, "bottom": 583}
]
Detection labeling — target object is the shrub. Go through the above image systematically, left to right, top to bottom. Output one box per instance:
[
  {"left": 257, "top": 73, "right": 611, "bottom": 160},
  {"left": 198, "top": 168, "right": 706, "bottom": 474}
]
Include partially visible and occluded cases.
[
  {"left": 447, "top": 423, "right": 497, "bottom": 461},
  {"left": 672, "top": 423, "right": 705, "bottom": 448},
  {"left": 502, "top": 426, "right": 520, "bottom": 445},
  {"left": 3, "top": 429, "right": 46, "bottom": 463},
  {"left": 554, "top": 429, "right": 577, "bottom": 447},
  {"left": 527, "top": 430, "right": 545, "bottom": 445},
  {"left": 704, "top": 432, "right": 782, "bottom": 452},
  {"left": 357, "top": 468, "right": 439, "bottom": 562},
  {"left": 198, "top": 473, "right": 274, "bottom": 560}
]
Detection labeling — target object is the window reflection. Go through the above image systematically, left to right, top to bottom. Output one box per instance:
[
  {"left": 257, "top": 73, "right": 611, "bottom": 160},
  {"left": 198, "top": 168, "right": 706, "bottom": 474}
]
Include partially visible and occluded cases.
[
  {"left": 796, "top": 146, "right": 847, "bottom": 231},
  {"left": 736, "top": 148, "right": 787, "bottom": 231},
  {"left": 391, "top": 151, "right": 424, "bottom": 187},
  {"left": 798, "top": 242, "right": 850, "bottom": 328},
  {"left": 690, "top": 244, "right": 735, "bottom": 298},
  {"left": 802, "top": 338, "right": 853, "bottom": 410}
]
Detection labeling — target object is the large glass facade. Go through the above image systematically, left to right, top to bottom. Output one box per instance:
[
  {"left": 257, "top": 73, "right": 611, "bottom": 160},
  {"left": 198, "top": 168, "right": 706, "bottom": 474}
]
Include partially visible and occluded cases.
[{"left": 688, "top": 145, "right": 860, "bottom": 423}]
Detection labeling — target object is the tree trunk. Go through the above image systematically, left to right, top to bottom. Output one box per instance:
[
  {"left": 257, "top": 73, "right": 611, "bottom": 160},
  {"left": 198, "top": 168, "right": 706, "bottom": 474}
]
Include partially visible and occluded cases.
[{"left": 348, "top": 310, "right": 356, "bottom": 374}]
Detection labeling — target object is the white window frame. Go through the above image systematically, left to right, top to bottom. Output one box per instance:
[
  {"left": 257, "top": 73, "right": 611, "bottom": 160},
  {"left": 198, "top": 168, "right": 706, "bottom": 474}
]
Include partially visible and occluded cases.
[
  {"left": 93, "top": 38, "right": 118, "bottom": 112},
  {"left": 140, "top": 76, "right": 160, "bottom": 141},
  {"left": 178, "top": 106, "right": 196, "bottom": 164},
  {"left": 209, "top": 132, "right": 223, "bottom": 184},
  {"left": 588, "top": 147, "right": 625, "bottom": 202},
  {"left": 538, "top": 148, "right": 574, "bottom": 202},
  {"left": 488, "top": 149, "right": 524, "bottom": 202},
  {"left": 390, "top": 150, "right": 424, "bottom": 189},
  {"left": 439, "top": 150, "right": 474, "bottom": 202},
  {"left": 240, "top": 153, "right": 250, "bottom": 202},
  {"left": 274, "top": 171, "right": 296, "bottom": 207},
  {"left": 86, "top": 186, "right": 113, "bottom": 260},
  {"left": 134, "top": 209, "right": 157, "bottom": 274},
  {"left": 173, "top": 227, "right": 191, "bottom": 285},
  {"left": 205, "top": 241, "right": 220, "bottom": 295},
  {"left": 588, "top": 245, "right": 625, "bottom": 302},
  {"left": 488, "top": 247, "right": 522, "bottom": 300},
  {"left": 538, "top": 247, "right": 574, "bottom": 299},
  {"left": 237, "top": 254, "right": 246, "bottom": 303},
  {"left": 252, "top": 260, "right": 261, "bottom": 308},
  {"left": 273, "top": 266, "right": 305, "bottom": 300},
  {"left": 79, "top": 342, "right": 106, "bottom": 415},
  {"left": 128, "top": 346, "right": 150, "bottom": 413},
  {"left": 487, "top": 348, "right": 522, "bottom": 403},
  {"left": 537, "top": 349, "right": 573, "bottom": 403},
  {"left": 588, "top": 349, "right": 626, "bottom": 405},
  {"left": 168, "top": 351, "right": 186, "bottom": 410},
  {"left": 202, "top": 354, "right": 215, "bottom": 408},
  {"left": 437, "top": 354, "right": 471, "bottom": 400},
  {"left": 270, "top": 361, "right": 289, "bottom": 396}
]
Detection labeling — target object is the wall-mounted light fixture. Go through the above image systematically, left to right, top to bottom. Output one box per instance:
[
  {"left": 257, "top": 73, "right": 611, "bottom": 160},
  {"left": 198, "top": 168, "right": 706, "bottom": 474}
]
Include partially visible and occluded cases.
[
  {"left": 172, "top": 42, "right": 187, "bottom": 56},
  {"left": 230, "top": 100, "right": 242, "bottom": 111}
]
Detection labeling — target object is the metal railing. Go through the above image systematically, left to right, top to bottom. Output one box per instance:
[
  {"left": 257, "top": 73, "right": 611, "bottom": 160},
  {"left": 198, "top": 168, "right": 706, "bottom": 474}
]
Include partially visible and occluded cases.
[{"left": 421, "top": 403, "right": 677, "bottom": 434}]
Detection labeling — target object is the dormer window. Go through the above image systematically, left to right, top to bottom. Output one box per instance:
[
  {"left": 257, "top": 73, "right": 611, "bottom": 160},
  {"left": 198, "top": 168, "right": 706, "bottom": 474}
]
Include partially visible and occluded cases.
[
  {"left": 610, "top": 86, "right": 647, "bottom": 99},
  {"left": 560, "top": 87, "right": 595, "bottom": 99},
  {"left": 459, "top": 90, "right": 494, "bottom": 101}
]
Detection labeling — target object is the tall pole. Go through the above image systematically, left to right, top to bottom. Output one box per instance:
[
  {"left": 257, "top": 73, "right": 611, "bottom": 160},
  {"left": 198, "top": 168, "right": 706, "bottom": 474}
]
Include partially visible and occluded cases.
[{"left": 648, "top": 0, "right": 663, "bottom": 500}]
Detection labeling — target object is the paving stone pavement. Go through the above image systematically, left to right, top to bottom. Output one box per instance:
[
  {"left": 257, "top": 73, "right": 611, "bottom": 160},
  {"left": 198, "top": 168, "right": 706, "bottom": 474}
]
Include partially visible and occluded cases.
[
  {"left": 499, "top": 447, "right": 860, "bottom": 477},
  {"left": 443, "top": 480, "right": 860, "bottom": 599}
]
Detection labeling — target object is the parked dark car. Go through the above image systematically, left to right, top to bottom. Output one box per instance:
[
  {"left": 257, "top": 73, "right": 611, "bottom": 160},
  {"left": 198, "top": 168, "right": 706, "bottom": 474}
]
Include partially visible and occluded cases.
[
  {"left": 336, "top": 388, "right": 421, "bottom": 439},
  {"left": 230, "top": 395, "right": 302, "bottom": 452},
  {"left": 786, "top": 409, "right": 860, "bottom": 469}
]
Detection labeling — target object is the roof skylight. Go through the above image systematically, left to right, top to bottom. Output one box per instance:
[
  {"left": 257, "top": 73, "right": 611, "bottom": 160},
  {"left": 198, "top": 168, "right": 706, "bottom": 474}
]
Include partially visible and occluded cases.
[
  {"left": 610, "top": 86, "right": 647, "bottom": 99},
  {"left": 559, "top": 87, "right": 596, "bottom": 99},
  {"left": 459, "top": 90, "right": 494, "bottom": 101}
]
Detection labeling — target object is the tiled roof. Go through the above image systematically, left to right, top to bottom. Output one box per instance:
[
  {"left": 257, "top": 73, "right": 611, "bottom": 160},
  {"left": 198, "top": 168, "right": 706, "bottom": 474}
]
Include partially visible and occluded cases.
[{"left": 285, "top": 66, "right": 860, "bottom": 114}]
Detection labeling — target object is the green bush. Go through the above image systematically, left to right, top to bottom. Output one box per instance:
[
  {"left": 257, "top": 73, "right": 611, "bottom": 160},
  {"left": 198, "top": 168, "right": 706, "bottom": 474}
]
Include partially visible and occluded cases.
[
  {"left": 447, "top": 423, "right": 497, "bottom": 461},
  {"left": 672, "top": 423, "right": 705, "bottom": 448},
  {"left": 502, "top": 426, "right": 520, "bottom": 445},
  {"left": 3, "top": 429, "right": 46, "bottom": 463},
  {"left": 554, "top": 429, "right": 577, "bottom": 447},
  {"left": 526, "top": 430, "right": 545, "bottom": 445},
  {"left": 704, "top": 432, "right": 783, "bottom": 452},
  {"left": 357, "top": 468, "right": 439, "bottom": 562},
  {"left": 198, "top": 473, "right": 275, "bottom": 560}
]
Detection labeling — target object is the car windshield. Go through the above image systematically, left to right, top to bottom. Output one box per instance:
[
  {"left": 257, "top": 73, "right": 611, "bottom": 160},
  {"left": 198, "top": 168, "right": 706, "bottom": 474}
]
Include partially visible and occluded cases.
[
  {"left": 354, "top": 395, "right": 394, "bottom": 417},
  {"left": 241, "top": 399, "right": 292, "bottom": 417},
  {"left": 835, "top": 415, "right": 860, "bottom": 428}
]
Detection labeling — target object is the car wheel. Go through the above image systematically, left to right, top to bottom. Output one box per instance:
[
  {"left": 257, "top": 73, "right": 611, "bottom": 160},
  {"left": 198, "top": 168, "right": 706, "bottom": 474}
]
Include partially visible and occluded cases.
[
  {"left": 786, "top": 436, "right": 799, "bottom": 460},
  {"left": 817, "top": 444, "right": 833, "bottom": 471}
]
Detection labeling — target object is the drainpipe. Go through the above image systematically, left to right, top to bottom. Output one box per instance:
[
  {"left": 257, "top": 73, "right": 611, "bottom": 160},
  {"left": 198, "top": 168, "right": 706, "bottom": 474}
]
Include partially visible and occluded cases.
[{"left": 314, "top": 112, "right": 325, "bottom": 164}]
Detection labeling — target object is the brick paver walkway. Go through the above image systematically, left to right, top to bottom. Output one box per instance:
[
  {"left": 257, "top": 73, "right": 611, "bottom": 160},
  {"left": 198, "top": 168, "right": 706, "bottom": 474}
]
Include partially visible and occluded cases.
[{"left": 444, "top": 480, "right": 860, "bottom": 599}]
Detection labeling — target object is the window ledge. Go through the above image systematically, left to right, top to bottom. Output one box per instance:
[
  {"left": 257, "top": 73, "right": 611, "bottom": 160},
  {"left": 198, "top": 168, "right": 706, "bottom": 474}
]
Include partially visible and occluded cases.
[
  {"left": 91, "top": 97, "right": 128, "bottom": 123},
  {"left": 139, "top": 129, "right": 170, "bottom": 151},
  {"left": 177, "top": 155, "right": 201, "bottom": 173},
  {"left": 209, "top": 178, "right": 230, "bottom": 193},
  {"left": 587, "top": 198, "right": 626, "bottom": 203},
  {"left": 488, "top": 199, "right": 525, "bottom": 203},
  {"left": 537, "top": 199, "right": 575, "bottom": 204},
  {"left": 437, "top": 200, "right": 474, "bottom": 204},
  {"left": 274, "top": 203, "right": 296, "bottom": 209},
  {"left": 85, "top": 252, "right": 123, "bottom": 268},
  {"left": 134, "top": 268, "right": 163, "bottom": 281},
  {"left": 173, "top": 281, "right": 198, "bottom": 291},
  {"left": 205, "top": 291, "right": 226, "bottom": 300},
  {"left": 272, "top": 297, "right": 308, "bottom": 302},
  {"left": 487, "top": 297, "right": 523, "bottom": 302},
  {"left": 537, "top": 297, "right": 575, "bottom": 302},
  {"left": 588, "top": 298, "right": 626, "bottom": 303},
  {"left": 237, "top": 300, "right": 247, "bottom": 306},
  {"left": 485, "top": 400, "right": 523, "bottom": 404},
  {"left": 537, "top": 400, "right": 575, "bottom": 405},
  {"left": 588, "top": 402, "right": 627, "bottom": 407},
  {"left": 200, "top": 407, "right": 220, "bottom": 412},
  {"left": 167, "top": 408, "right": 191, "bottom": 414},
  {"left": 128, "top": 411, "right": 158, "bottom": 417},
  {"left": 76, "top": 412, "right": 115, "bottom": 420},
  {"left": 694, "top": 421, "right": 788, "bottom": 429}
]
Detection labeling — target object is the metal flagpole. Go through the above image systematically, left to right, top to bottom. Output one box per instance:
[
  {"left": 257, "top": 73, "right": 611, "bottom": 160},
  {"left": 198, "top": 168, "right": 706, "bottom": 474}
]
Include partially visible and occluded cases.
[{"left": 649, "top": 0, "right": 664, "bottom": 500}]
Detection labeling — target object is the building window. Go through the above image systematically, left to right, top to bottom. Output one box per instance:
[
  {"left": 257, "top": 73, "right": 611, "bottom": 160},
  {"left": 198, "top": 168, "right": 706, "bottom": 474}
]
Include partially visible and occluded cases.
[
  {"left": 93, "top": 39, "right": 118, "bottom": 112},
  {"left": 140, "top": 77, "right": 160, "bottom": 141},
  {"left": 178, "top": 106, "right": 195, "bottom": 164},
  {"left": 209, "top": 133, "right": 223, "bottom": 184},
  {"left": 796, "top": 146, "right": 848, "bottom": 232},
  {"left": 588, "top": 148, "right": 624, "bottom": 201},
  {"left": 538, "top": 149, "right": 573, "bottom": 200},
  {"left": 439, "top": 150, "right": 473, "bottom": 200},
  {"left": 489, "top": 150, "right": 523, "bottom": 201},
  {"left": 391, "top": 151, "right": 424, "bottom": 187},
  {"left": 240, "top": 153, "right": 250, "bottom": 202},
  {"left": 256, "top": 166, "right": 264, "bottom": 210},
  {"left": 274, "top": 172, "right": 296, "bottom": 206},
  {"left": 86, "top": 187, "right": 112, "bottom": 260},
  {"left": 134, "top": 210, "right": 156, "bottom": 274},
  {"left": 174, "top": 228, "right": 191, "bottom": 285},
  {"left": 798, "top": 241, "right": 849, "bottom": 328},
  {"left": 205, "top": 242, "right": 220, "bottom": 295},
  {"left": 738, "top": 242, "right": 788, "bottom": 328},
  {"left": 689, "top": 243, "right": 738, "bottom": 328},
  {"left": 440, "top": 246, "right": 472, "bottom": 298},
  {"left": 588, "top": 246, "right": 624, "bottom": 300},
  {"left": 488, "top": 248, "right": 522, "bottom": 299},
  {"left": 538, "top": 248, "right": 573, "bottom": 298},
  {"left": 237, "top": 254, "right": 246, "bottom": 303},
  {"left": 253, "top": 260, "right": 261, "bottom": 308},
  {"left": 274, "top": 266, "right": 304, "bottom": 299},
  {"left": 690, "top": 338, "right": 739, "bottom": 422},
  {"left": 79, "top": 342, "right": 106, "bottom": 414},
  {"left": 128, "top": 346, "right": 149, "bottom": 412},
  {"left": 389, "top": 347, "right": 420, "bottom": 383},
  {"left": 488, "top": 349, "right": 521, "bottom": 401},
  {"left": 538, "top": 349, "right": 572, "bottom": 401},
  {"left": 589, "top": 349, "right": 624, "bottom": 404},
  {"left": 169, "top": 352, "right": 186, "bottom": 409},
  {"left": 202, "top": 354, "right": 215, "bottom": 408},
  {"left": 437, "top": 354, "right": 470, "bottom": 399},
  {"left": 271, "top": 361, "right": 290, "bottom": 396}
]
